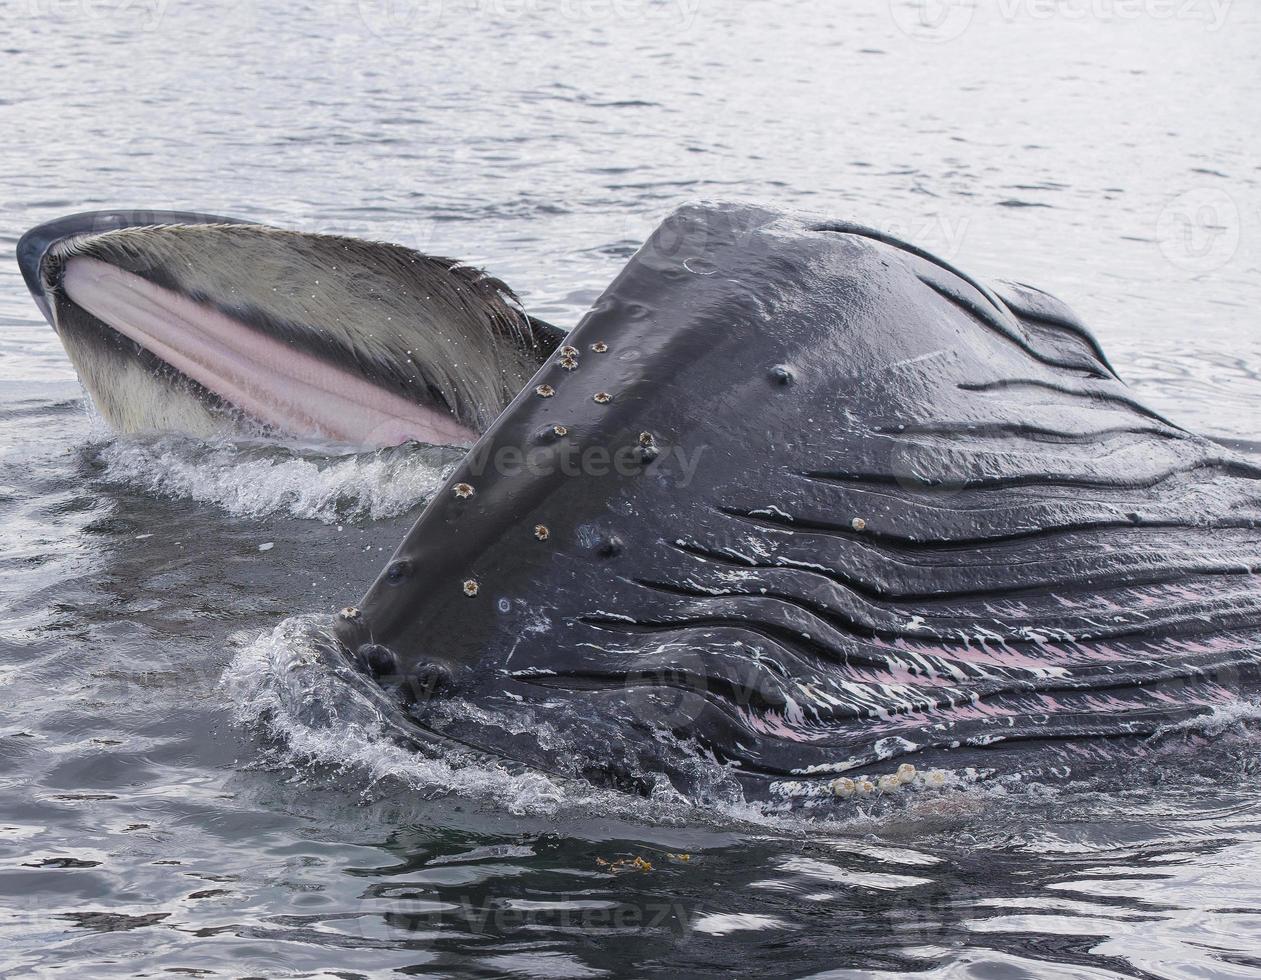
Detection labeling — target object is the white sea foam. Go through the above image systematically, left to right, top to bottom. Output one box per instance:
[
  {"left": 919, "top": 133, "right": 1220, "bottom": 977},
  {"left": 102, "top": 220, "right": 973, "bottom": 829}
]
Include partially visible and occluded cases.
[
  {"left": 94, "top": 433, "right": 459, "bottom": 523},
  {"left": 218, "top": 617, "right": 1089, "bottom": 829},
  {"left": 1153, "top": 698, "right": 1261, "bottom": 738}
]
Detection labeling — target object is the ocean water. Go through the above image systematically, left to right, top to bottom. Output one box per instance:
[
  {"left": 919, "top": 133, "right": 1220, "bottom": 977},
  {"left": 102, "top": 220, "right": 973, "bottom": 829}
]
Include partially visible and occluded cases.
[{"left": 2, "top": 1, "right": 1261, "bottom": 975}]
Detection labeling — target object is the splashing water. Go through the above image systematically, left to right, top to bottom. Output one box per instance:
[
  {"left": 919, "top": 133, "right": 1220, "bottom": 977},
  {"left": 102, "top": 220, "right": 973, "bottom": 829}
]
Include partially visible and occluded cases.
[
  {"left": 93, "top": 433, "right": 462, "bottom": 523},
  {"left": 225, "top": 616, "right": 577, "bottom": 816}
]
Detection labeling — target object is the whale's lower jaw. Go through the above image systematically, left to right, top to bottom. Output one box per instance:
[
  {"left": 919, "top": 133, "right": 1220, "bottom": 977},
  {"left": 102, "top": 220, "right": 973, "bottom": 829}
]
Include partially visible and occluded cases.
[
  {"left": 19, "top": 211, "right": 561, "bottom": 450},
  {"left": 53, "top": 257, "right": 480, "bottom": 448},
  {"left": 342, "top": 576, "right": 1261, "bottom": 801}
]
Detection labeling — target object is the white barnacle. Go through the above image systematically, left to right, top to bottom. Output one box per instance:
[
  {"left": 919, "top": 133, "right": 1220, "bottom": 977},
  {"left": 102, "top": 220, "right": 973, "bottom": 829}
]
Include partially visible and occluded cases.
[{"left": 830, "top": 777, "right": 855, "bottom": 799}]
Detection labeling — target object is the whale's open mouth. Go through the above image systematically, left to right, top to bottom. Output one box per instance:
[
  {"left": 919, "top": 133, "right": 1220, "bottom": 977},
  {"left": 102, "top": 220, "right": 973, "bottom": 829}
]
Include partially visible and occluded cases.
[
  {"left": 18, "top": 211, "right": 560, "bottom": 450},
  {"left": 60, "top": 257, "right": 480, "bottom": 447}
]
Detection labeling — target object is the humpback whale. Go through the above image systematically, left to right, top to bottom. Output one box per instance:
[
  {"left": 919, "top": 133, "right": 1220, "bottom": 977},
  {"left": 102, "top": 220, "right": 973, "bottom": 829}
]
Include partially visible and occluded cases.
[{"left": 18, "top": 202, "right": 1261, "bottom": 802}]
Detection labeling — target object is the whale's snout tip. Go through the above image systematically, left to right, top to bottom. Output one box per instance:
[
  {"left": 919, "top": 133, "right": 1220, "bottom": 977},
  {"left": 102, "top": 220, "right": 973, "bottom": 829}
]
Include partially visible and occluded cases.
[
  {"left": 17, "top": 209, "right": 250, "bottom": 321},
  {"left": 17, "top": 212, "right": 150, "bottom": 306},
  {"left": 16, "top": 219, "right": 64, "bottom": 320},
  {"left": 334, "top": 607, "right": 394, "bottom": 677}
]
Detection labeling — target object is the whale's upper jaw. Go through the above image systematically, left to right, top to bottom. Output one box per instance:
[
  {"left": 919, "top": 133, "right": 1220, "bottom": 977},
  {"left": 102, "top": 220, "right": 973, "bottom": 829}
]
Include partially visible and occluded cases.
[
  {"left": 18, "top": 210, "right": 248, "bottom": 316},
  {"left": 17, "top": 212, "right": 560, "bottom": 449},
  {"left": 17, "top": 212, "right": 226, "bottom": 294}
]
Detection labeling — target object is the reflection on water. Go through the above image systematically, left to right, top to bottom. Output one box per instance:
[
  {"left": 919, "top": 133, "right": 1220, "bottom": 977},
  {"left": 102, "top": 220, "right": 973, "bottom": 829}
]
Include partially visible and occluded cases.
[{"left": 1, "top": 0, "right": 1260, "bottom": 975}]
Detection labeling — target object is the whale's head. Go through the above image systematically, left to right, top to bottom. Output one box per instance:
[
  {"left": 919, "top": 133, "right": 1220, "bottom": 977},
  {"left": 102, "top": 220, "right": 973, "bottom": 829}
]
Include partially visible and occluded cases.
[
  {"left": 331, "top": 201, "right": 1261, "bottom": 802},
  {"left": 24, "top": 205, "right": 1256, "bottom": 803},
  {"left": 18, "top": 211, "right": 560, "bottom": 449}
]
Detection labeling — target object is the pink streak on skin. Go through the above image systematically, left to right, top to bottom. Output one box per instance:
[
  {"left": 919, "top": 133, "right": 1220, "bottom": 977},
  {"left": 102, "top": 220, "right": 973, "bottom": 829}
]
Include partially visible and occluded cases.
[
  {"left": 62, "top": 257, "right": 480, "bottom": 449},
  {"left": 739, "top": 707, "right": 829, "bottom": 742}
]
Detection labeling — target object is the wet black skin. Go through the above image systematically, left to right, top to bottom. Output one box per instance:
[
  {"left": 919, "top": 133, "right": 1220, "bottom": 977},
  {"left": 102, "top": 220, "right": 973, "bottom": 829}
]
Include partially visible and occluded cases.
[{"left": 337, "top": 202, "right": 1261, "bottom": 801}]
